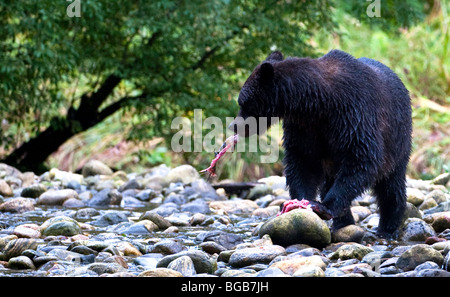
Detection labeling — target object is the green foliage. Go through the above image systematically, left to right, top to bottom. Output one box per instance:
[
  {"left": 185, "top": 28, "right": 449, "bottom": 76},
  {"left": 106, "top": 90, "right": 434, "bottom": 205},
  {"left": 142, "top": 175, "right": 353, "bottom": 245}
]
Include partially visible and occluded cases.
[
  {"left": 0, "top": 0, "right": 335, "bottom": 151},
  {"left": 1, "top": 0, "right": 442, "bottom": 180},
  {"left": 335, "top": 0, "right": 427, "bottom": 31}
]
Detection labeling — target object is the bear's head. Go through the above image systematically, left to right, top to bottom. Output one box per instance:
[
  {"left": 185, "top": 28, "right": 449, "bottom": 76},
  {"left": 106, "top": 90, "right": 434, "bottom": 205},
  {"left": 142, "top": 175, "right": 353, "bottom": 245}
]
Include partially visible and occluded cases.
[{"left": 228, "top": 51, "right": 283, "bottom": 137}]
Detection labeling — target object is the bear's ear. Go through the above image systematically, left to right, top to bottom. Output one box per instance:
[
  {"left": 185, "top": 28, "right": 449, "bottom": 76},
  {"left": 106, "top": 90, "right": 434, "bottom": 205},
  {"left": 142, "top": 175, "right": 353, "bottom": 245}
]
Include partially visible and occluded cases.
[
  {"left": 265, "top": 51, "right": 283, "bottom": 62},
  {"left": 259, "top": 62, "right": 274, "bottom": 81}
]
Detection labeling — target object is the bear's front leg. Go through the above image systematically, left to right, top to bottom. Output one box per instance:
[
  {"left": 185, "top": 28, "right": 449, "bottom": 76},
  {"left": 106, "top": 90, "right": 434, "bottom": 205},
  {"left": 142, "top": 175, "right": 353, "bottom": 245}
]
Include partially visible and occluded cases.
[
  {"left": 283, "top": 151, "right": 323, "bottom": 202},
  {"left": 321, "top": 164, "right": 376, "bottom": 230}
]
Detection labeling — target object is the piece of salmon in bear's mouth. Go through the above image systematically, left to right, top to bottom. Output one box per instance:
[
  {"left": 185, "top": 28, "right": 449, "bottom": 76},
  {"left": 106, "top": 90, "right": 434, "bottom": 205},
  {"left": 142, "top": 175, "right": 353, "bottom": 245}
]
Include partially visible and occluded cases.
[{"left": 200, "top": 134, "right": 239, "bottom": 177}]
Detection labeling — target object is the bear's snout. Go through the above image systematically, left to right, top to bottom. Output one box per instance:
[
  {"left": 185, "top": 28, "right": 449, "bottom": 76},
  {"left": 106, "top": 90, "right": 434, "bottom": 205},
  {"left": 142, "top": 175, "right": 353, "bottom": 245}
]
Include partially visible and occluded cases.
[{"left": 228, "top": 116, "right": 258, "bottom": 137}]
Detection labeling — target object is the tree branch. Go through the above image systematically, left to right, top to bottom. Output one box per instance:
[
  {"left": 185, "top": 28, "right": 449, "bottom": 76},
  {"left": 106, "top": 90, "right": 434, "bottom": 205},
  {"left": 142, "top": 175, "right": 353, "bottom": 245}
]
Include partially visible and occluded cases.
[
  {"left": 191, "top": 25, "right": 248, "bottom": 70},
  {"left": 98, "top": 93, "right": 148, "bottom": 122}
]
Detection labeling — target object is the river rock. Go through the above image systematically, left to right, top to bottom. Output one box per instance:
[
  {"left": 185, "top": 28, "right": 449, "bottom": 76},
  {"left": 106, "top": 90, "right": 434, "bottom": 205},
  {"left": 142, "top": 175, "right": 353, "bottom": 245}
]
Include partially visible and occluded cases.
[
  {"left": 82, "top": 160, "right": 113, "bottom": 177},
  {"left": 165, "top": 165, "right": 199, "bottom": 185},
  {"left": 431, "top": 172, "right": 450, "bottom": 186},
  {"left": 0, "top": 179, "right": 13, "bottom": 197},
  {"left": 180, "top": 179, "right": 220, "bottom": 201},
  {"left": 21, "top": 184, "right": 47, "bottom": 198},
  {"left": 246, "top": 184, "right": 272, "bottom": 200},
  {"left": 406, "top": 188, "right": 425, "bottom": 206},
  {"left": 38, "top": 189, "right": 78, "bottom": 205},
  {"left": 87, "top": 189, "right": 122, "bottom": 207},
  {"left": 426, "top": 190, "right": 448, "bottom": 204},
  {"left": 0, "top": 197, "right": 35, "bottom": 213},
  {"left": 419, "top": 197, "right": 438, "bottom": 211},
  {"left": 63, "top": 198, "right": 85, "bottom": 208},
  {"left": 181, "top": 199, "right": 210, "bottom": 214},
  {"left": 209, "top": 199, "right": 259, "bottom": 214},
  {"left": 402, "top": 202, "right": 422, "bottom": 222},
  {"left": 252, "top": 206, "right": 279, "bottom": 218},
  {"left": 350, "top": 206, "right": 372, "bottom": 223},
  {"left": 258, "top": 209, "right": 331, "bottom": 248},
  {"left": 93, "top": 210, "right": 130, "bottom": 227},
  {"left": 424, "top": 211, "right": 450, "bottom": 233},
  {"left": 139, "top": 212, "right": 172, "bottom": 230},
  {"left": 40, "top": 216, "right": 82, "bottom": 237},
  {"left": 399, "top": 218, "right": 435, "bottom": 242},
  {"left": 121, "top": 220, "right": 159, "bottom": 235},
  {"left": 13, "top": 224, "right": 41, "bottom": 239},
  {"left": 331, "top": 224, "right": 365, "bottom": 243},
  {"left": 196, "top": 230, "right": 244, "bottom": 250},
  {"left": 3, "top": 238, "right": 38, "bottom": 261},
  {"left": 148, "top": 239, "right": 186, "bottom": 255},
  {"left": 113, "top": 241, "right": 142, "bottom": 257},
  {"left": 199, "top": 241, "right": 226, "bottom": 254},
  {"left": 329, "top": 243, "right": 374, "bottom": 261},
  {"left": 396, "top": 244, "right": 444, "bottom": 271},
  {"left": 228, "top": 245, "right": 286, "bottom": 267},
  {"left": 157, "top": 250, "right": 216, "bottom": 274},
  {"left": 361, "top": 251, "right": 395, "bottom": 268},
  {"left": 134, "top": 254, "right": 164, "bottom": 270},
  {"left": 8, "top": 255, "right": 36, "bottom": 270},
  {"left": 167, "top": 255, "right": 196, "bottom": 276},
  {"left": 270, "top": 255, "right": 327, "bottom": 275},
  {"left": 87, "top": 262, "right": 125, "bottom": 275},
  {"left": 292, "top": 265, "right": 325, "bottom": 277},
  {"left": 138, "top": 267, "right": 183, "bottom": 277},
  {"left": 415, "top": 269, "right": 450, "bottom": 277}
]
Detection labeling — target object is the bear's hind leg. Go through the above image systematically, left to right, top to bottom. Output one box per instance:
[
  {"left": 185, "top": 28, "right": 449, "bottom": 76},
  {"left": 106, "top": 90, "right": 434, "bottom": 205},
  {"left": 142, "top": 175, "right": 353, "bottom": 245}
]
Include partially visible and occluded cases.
[{"left": 373, "top": 167, "right": 407, "bottom": 238}]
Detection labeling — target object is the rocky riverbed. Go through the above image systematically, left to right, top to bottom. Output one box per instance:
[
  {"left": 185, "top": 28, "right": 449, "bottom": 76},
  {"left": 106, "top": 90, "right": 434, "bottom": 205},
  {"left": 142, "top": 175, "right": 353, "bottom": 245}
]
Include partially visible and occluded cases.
[{"left": 0, "top": 161, "right": 449, "bottom": 277}]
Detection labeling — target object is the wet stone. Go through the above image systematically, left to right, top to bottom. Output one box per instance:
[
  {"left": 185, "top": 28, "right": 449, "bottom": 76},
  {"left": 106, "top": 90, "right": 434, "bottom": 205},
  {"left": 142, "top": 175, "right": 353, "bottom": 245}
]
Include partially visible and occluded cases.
[
  {"left": 82, "top": 160, "right": 113, "bottom": 177},
  {"left": 0, "top": 179, "right": 13, "bottom": 197},
  {"left": 21, "top": 184, "right": 47, "bottom": 198},
  {"left": 38, "top": 189, "right": 78, "bottom": 206},
  {"left": 0, "top": 197, "right": 35, "bottom": 213},
  {"left": 209, "top": 199, "right": 259, "bottom": 214},
  {"left": 258, "top": 209, "right": 331, "bottom": 248},
  {"left": 92, "top": 211, "right": 130, "bottom": 226},
  {"left": 427, "top": 212, "right": 450, "bottom": 233},
  {"left": 40, "top": 216, "right": 82, "bottom": 237},
  {"left": 399, "top": 218, "right": 435, "bottom": 242},
  {"left": 13, "top": 224, "right": 41, "bottom": 239},
  {"left": 331, "top": 225, "right": 365, "bottom": 243},
  {"left": 196, "top": 230, "right": 244, "bottom": 250},
  {"left": 3, "top": 238, "right": 38, "bottom": 261},
  {"left": 148, "top": 239, "right": 186, "bottom": 255},
  {"left": 200, "top": 241, "right": 226, "bottom": 255},
  {"left": 329, "top": 243, "right": 374, "bottom": 261},
  {"left": 396, "top": 244, "right": 444, "bottom": 271},
  {"left": 228, "top": 245, "right": 286, "bottom": 268},
  {"left": 157, "top": 250, "right": 217, "bottom": 274},
  {"left": 167, "top": 255, "right": 196, "bottom": 276},
  {"left": 269, "top": 255, "right": 327, "bottom": 275},
  {"left": 8, "top": 256, "right": 36, "bottom": 270},
  {"left": 87, "top": 262, "right": 125, "bottom": 275},
  {"left": 292, "top": 265, "right": 325, "bottom": 277},
  {"left": 138, "top": 267, "right": 183, "bottom": 277}
]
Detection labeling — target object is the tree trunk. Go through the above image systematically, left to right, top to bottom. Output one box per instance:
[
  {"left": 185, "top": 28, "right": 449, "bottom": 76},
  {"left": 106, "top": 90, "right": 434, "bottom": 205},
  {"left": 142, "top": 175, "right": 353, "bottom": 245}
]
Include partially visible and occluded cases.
[{"left": 1, "top": 75, "right": 122, "bottom": 173}]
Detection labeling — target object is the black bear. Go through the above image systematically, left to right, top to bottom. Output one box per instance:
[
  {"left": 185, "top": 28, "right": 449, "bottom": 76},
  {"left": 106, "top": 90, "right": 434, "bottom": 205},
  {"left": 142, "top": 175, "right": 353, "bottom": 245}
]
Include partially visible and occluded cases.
[{"left": 229, "top": 50, "right": 412, "bottom": 238}]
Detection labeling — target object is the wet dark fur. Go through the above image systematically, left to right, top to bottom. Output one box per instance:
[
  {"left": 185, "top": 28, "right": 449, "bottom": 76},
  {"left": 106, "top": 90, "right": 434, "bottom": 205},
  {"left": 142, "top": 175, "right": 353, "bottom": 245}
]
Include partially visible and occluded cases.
[{"left": 232, "top": 50, "right": 412, "bottom": 237}]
